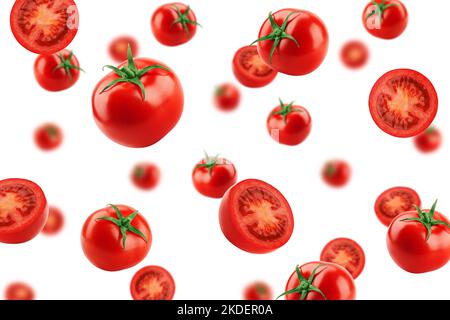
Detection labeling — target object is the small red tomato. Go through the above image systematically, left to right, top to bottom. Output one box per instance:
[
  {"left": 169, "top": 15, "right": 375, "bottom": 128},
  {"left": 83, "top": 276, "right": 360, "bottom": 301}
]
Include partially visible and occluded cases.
[
  {"left": 363, "top": 0, "right": 408, "bottom": 40},
  {"left": 151, "top": 3, "right": 201, "bottom": 46},
  {"left": 109, "top": 36, "right": 139, "bottom": 63},
  {"left": 340, "top": 40, "right": 369, "bottom": 69},
  {"left": 232, "top": 46, "right": 277, "bottom": 88},
  {"left": 214, "top": 83, "right": 241, "bottom": 112},
  {"left": 267, "top": 99, "right": 312, "bottom": 146},
  {"left": 34, "top": 123, "right": 63, "bottom": 151},
  {"left": 414, "top": 126, "right": 442, "bottom": 153},
  {"left": 192, "top": 153, "right": 237, "bottom": 198},
  {"left": 322, "top": 160, "right": 351, "bottom": 188},
  {"left": 131, "top": 163, "right": 161, "bottom": 191},
  {"left": 387, "top": 201, "right": 450, "bottom": 273},
  {"left": 81, "top": 204, "right": 152, "bottom": 271},
  {"left": 42, "top": 206, "right": 65, "bottom": 235},
  {"left": 320, "top": 238, "right": 366, "bottom": 279},
  {"left": 280, "top": 262, "right": 356, "bottom": 300},
  {"left": 130, "top": 265, "right": 175, "bottom": 300},
  {"left": 4, "top": 282, "right": 35, "bottom": 300},
  {"left": 243, "top": 282, "right": 273, "bottom": 300}
]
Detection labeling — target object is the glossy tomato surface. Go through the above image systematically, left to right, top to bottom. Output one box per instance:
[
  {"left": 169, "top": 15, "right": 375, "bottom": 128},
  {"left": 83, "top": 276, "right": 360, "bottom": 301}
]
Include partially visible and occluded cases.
[
  {"left": 363, "top": 0, "right": 408, "bottom": 39},
  {"left": 109, "top": 36, "right": 139, "bottom": 63},
  {"left": 340, "top": 40, "right": 369, "bottom": 69},
  {"left": 214, "top": 83, "right": 241, "bottom": 112},
  {"left": 34, "top": 123, "right": 63, "bottom": 151},
  {"left": 414, "top": 126, "right": 442, "bottom": 153},
  {"left": 322, "top": 160, "right": 351, "bottom": 187},
  {"left": 131, "top": 163, "right": 161, "bottom": 190},
  {"left": 42, "top": 206, "right": 64, "bottom": 235},
  {"left": 130, "top": 265, "right": 175, "bottom": 300},
  {"left": 4, "top": 282, "right": 35, "bottom": 300},
  {"left": 243, "top": 282, "right": 273, "bottom": 300}
]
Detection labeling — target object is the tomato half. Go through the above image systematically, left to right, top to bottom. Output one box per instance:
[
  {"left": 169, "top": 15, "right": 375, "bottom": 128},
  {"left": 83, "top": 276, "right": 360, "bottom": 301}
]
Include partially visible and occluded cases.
[
  {"left": 10, "top": 0, "right": 79, "bottom": 54},
  {"left": 363, "top": 0, "right": 408, "bottom": 40},
  {"left": 109, "top": 36, "right": 139, "bottom": 63},
  {"left": 340, "top": 40, "right": 369, "bottom": 69},
  {"left": 232, "top": 46, "right": 277, "bottom": 88},
  {"left": 369, "top": 69, "right": 438, "bottom": 138},
  {"left": 214, "top": 83, "right": 241, "bottom": 112},
  {"left": 34, "top": 123, "right": 63, "bottom": 151},
  {"left": 414, "top": 126, "right": 442, "bottom": 153},
  {"left": 321, "top": 160, "right": 351, "bottom": 188},
  {"left": 131, "top": 163, "right": 161, "bottom": 191},
  {"left": 0, "top": 178, "right": 48, "bottom": 244},
  {"left": 219, "top": 179, "right": 294, "bottom": 254},
  {"left": 374, "top": 187, "right": 421, "bottom": 227},
  {"left": 42, "top": 206, "right": 64, "bottom": 235},
  {"left": 320, "top": 238, "right": 366, "bottom": 279},
  {"left": 130, "top": 266, "right": 175, "bottom": 300},
  {"left": 4, "top": 282, "right": 35, "bottom": 300},
  {"left": 243, "top": 282, "right": 273, "bottom": 300}
]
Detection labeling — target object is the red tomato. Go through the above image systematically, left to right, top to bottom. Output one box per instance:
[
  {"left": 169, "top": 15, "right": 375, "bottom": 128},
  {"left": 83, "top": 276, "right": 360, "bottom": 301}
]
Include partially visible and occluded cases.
[
  {"left": 10, "top": 0, "right": 79, "bottom": 54},
  {"left": 363, "top": 0, "right": 408, "bottom": 40},
  {"left": 151, "top": 3, "right": 201, "bottom": 46},
  {"left": 253, "top": 9, "right": 328, "bottom": 76},
  {"left": 109, "top": 36, "right": 139, "bottom": 63},
  {"left": 340, "top": 40, "right": 369, "bottom": 69},
  {"left": 232, "top": 46, "right": 277, "bottom": 88},
  {"left": 92, "top": 47, "right": 184, "bottom": 148},
  {"left": 369, "top": 69, "right": 438, "bottom": 138},
  {"left": 214, "top": 83, "right": 241, "bottom": 112},
  {"left": 267, "top": 99, "right": 312, "bottom": 146},
  {"left": 34, "top": 123, "right": 63, "bottom": 151},
  {"left": 414, "top": 126, "right": 442, "bottom": 153},
  {"left": 192, "top": 153, "right": 237, "bottom": 198},
  {"left": 322, "top": 160, "right": 351, "bottom": 188},
  {"left": 131, "top": 163, "right": 161, "bottom": 191},
  {"left": 0, "top": 178, "right": 48, "bottom": 244},
  {"left": 219, "top": 179, "right": 294, "bottom": 254},
  {"left": 374, "top": 187, "right": 421, "bottom": 227},
  {"left": 387, "top": 201, "right": 450, "bottom": 273},
  {"left": 81, "top": 204, "right": 152, "bottom": 271},
  {"left": 42, "top": 206, "right": 64, "bottom": 235},
  {"left": 320, "top": 238, "right": 365, "bottom": 279},
  {"left": 280, "top": 262, "right": 356, "bottom": 300},
  {"left": 130, "top": 265, "right": 175, "bottom": 300},
  {"left": 4, "top": 282, "right": 35, "bottom": 300},
  {"left": 243, "top": 282, "right": 273, "bottom": 300}
]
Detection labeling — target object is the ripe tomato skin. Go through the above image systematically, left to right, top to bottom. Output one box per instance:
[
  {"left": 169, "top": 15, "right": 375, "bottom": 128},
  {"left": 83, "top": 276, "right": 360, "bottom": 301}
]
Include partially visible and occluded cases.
[
  {"left": 363, "top": 0, "right": 408, "bottom": 40},
  {"left": 151, "top": 3, "right": 199, "bottom": 46},
  {"left": 256, "top": 9, "right": 329, "bottom": 76},
  {"left": 109, "top": 36, "right": 139, "bottom": 63},
  {"left": 340, "top": 40, "right": 369, "bottom": 69},
  {"left": 232, "top": 46, "right": 277, "bottom": 88},
  {"left": 92, "top": 58, "right": 184, "bottom": 148},
  {"left": 214, "top": 83, "right": 241, "bottom": 112},
  {"left": 34, "top": 123, "right": 63, "bottom": 151},
  {"left": 414, "top": 127, "right": 442, "bottom": 153},
  {"left": 322, "top": 160, "right": 351, "bottom": 188},
  {"left": 131, "top": 163, "right": 161, "bottom": 190},
  {"left": 0, "top": 178, "right": 48, "bottom": 244},
  {"left": 81, "top": 205, "right": 152, "bottom": 271},
  {"left": 42, "top": 206, "right": 64, "bottom": 235},
  {"left": 320, "top": 238, "right": 365, "bottom": 279},
  {"left": 130, "top": 265, "right": 175, "bottom": 300},
  {"left": 4, "top": 282, "right": 35, "bottom": 300},
  {"left": 244, "top": 282, "right": 273, "bottom": 300}
]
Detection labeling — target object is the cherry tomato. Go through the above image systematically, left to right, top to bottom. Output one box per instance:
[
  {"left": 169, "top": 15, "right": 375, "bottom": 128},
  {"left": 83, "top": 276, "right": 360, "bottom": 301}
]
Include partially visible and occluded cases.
[
  {"left": 10, "top": 0, "right": 79, "bottom": 54},
  {"left": 363, "top": 0, "right": 408, "bottom": 40},
  {"left": 151, "top": 3, "right": 200, "bottom": 46},
  {"left": 253, "top": 9, "right": 328, "bottom": 76},
  {"left": 109, "top": 36, "right": 139, "bottom": 63},
  {"left": 340, "top": 40, "right": 369, "bottom": 69},
  {"left": 232, "top": 46, "right": 277, "bottom": 88},
  {"left": 92, "top": 47, "right": 184, "bottom": 148},
  {"left": 369, "top": 69, "right": 438, "bottom": 138},
  {"left": 214, "top": 83, "right": 241, "bottom": 112},
  {"left": 267, "top": 99, "right": 312, "bottom": 146},
  {"left": 34, "top": 123, "right": 63, "bottom": 151},
  {"left": 414, "top": 126, "right": 442, "bottom": 153},
  {"left": 192, "top": 153, "right": 237, "bottom": 198},
  {"left": 321, "top": 160, "right": 351, "bottom": 188},
  {"left": 131, "top": 163, "right": 161, "bottom": 191},
  {"left": 0, "top": 178, "right": 48, "bottom": 244},
  {"left": 219, "top": 179, "right": 294, "bottom": 254},
  {"left": 375, "top": 187, "right": 421, "bottom": 227},
  {"left": 81, "top": 204, "right": 152, "bottom": 271},
  {"left": 42, "top": 206, "right": 64, "bottom": 235},
  {"left": 320, "top": 238, "right": 365, "bottom": 279},
  {"left": 280, "top": 262, "right": 356, "bottom": 300},
  {"left": 130, "top": 265, "right": 175, "bottom": 300},
  {"left": 4, "top": 282, "right": 35, "bottom": 300},
  {"left": 243, "top": 282, "right": 273, "bottom": 300}
]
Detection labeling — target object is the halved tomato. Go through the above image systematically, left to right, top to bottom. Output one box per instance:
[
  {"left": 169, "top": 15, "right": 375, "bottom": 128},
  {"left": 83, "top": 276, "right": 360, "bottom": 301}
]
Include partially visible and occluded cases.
[
  {"left": 10, "top": 0, "right": 79, "bottom": 54},
  {"left": 369, "top": 69, "right": 438, "bottom": 138},
  {"left": 219, "top": 179, "right": 294, "bottom": 254},
  {"left": 374, "top": 186, "right": 421, "bottom": 227},
  {"left": 130, "top": 266, "right": 175, "bottom": 300}
]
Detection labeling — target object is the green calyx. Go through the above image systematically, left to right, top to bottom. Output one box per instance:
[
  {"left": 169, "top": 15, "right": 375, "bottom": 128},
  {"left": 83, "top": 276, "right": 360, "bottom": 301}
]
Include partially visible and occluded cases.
[
  {"left": 366, "top": 0, "right": 398, "bottom": 24},
  {"left": 171, "top": 5, "right": 202, "bottom": 38},
  {"left": 251, "top": 11, "right": 300, "bottom": 64},
  {"left": 101, "top": 44, "right": 170, "bottom": 100},
  {"left": 54, "top": 51, "right": 84, "bottom": 80},
  {"left": 272, "top": 98, "right": 303, "bottom": 124},
  {"left": 45, "top": 125, "right": 58, "bottom": 138},
  {"left": 425, "top": 126, "right": 436, "bottom": 135},
  {"left": 196, "top": 151, "right": 220, "bottom": 175},
  {"left": 134, "top": 166, "right": 145, "bottom": 179},
  {"left": 401, "top": 200, "right": 450, "bottom": 241},
  {"left": 96, "top": 204, "right": 147, "bottom": 248},
  {"left": 277, "top": 264, "right": 328, "bottom": 300}
]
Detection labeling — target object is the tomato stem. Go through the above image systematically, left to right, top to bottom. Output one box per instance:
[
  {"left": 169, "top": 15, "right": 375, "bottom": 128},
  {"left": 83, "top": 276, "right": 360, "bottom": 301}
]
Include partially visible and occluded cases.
[
  {"left": 366, "top": 0, "right": 399, "bottom": 24},
  {"left": 171, "top": 5, "right": 202, "bottom": 38},
  {"left": 54, "top": 50, "right": 84, "bottom": 81},
  {"left": 272, "top": 98, "right": 303, "bottom": 124},
  {"left": 196, "top": 151, "right": 220, "bottom": 175},
  {"left": 277, "top": 264, "right": 328, "bottom": 300}
]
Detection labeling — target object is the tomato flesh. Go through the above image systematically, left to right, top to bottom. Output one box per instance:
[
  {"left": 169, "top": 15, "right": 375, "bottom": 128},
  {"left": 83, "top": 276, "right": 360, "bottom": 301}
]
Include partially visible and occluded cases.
[
  {"left": 375, "top": 187, "right": 421, "bottom": 227},
  {"left": 320, "top": 238, "right": 365, "bottom": 279},
  {"left": 131, "top": 266, "right": 175, "bottom": 300}
]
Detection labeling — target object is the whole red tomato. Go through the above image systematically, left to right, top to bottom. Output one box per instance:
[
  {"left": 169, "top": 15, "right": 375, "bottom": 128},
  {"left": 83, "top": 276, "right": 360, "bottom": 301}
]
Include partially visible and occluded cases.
[
  {"left": 363, "top": 0, "right": 408, "bottom": 39},
  {"left": 151, "top": 3, "right": 201, "bottom": 46},
  {"left": 253, "top": 9, "right": 328, "bottom": 76},
  {"left": 109, "top": 36, "right": 139, "bottom": 63},
  {"left": 340, "top": 40, "right": 369, "bottom": 69},
  {"left": 92, "top": 46, "right": 184, "bottom": 148},
  {"left": 214, "top": 83, "right": 241, "bottom": 112},
  {"left": 267, "top": 99, "right": 312, "bottom": 146},
  {"left": 34, "top": 123, "right": 63, "bottom": 151},
  {"left": 414, "top": 126, "right": 442, "bottom": 153},
  {"left": 192, "top": 153, "right": 237, "bottom": 198},
  {"left": 322, "top": 160, "right": 351, "bottom": 187},
  {"left": 131, "top": 163, "right": 161, "bottom": 190},
  {"left": 387, "top": 201, "right": 450, "bottom": 273},
  {"left": 81, "top": 204, "right": 152, "bottom": 271},
  {"left": 42, "top": 206, "right": 65, "bottom": 235},
  {"left": 279, "top": 262, "right": 356, "bottom": 300},
  {"left": 4, "top": 282, "right": 35, "bottom": 300},
  {"left": 244, "top": 282, "right": 273, "bottom": 300}
]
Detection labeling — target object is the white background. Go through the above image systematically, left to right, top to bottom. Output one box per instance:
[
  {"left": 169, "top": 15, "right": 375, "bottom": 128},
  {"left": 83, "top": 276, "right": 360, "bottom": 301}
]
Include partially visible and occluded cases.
[{"left": 0, "top": 0, "right": 448, "bottom": 300}]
